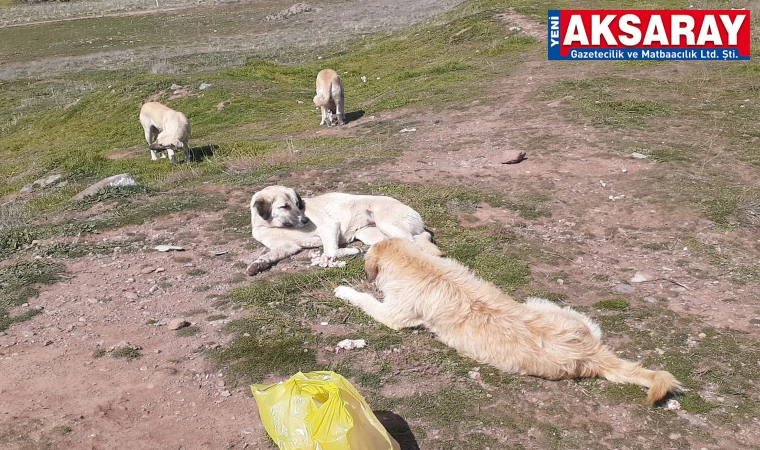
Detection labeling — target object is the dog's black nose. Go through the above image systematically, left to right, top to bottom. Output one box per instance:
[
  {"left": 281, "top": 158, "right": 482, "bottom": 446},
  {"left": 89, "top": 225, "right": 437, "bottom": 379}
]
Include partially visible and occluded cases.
[{"left": 300, "top": 216, "right": 310, "bottom": 225}]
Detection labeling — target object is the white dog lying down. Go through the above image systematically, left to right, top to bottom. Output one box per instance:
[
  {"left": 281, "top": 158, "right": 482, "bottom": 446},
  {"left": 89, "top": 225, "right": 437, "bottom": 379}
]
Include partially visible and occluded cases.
[
  {"left": 139, "top": 102, "right": 191, "bottom": 164},
  {"left": 246, "top": 186, "right": 440, "bottom": 276},
  {"left": 334, "top": 238, "right": 682, "bottom": 404}
]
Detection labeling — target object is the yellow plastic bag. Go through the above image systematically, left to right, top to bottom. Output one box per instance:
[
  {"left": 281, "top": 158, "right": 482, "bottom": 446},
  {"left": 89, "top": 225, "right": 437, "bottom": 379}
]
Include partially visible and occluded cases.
[{"left": 251, "top": 371, "right": 401, "bottom": 450}]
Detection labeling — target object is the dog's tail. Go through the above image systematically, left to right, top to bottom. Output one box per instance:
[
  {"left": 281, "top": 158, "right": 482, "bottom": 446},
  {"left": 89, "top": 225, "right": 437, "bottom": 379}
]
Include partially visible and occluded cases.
[
  {"left": 313, "top": 91, "right": 332, "bottom": 107},
  {"left": 593, "top": 347, "right": 682, "bottom": 404}
]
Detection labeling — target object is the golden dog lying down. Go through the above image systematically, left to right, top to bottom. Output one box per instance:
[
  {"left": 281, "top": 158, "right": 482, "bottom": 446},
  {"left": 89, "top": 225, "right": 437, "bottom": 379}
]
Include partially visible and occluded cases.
[{"left": 334, "top": 238, "right": 682, "bottom": 404}]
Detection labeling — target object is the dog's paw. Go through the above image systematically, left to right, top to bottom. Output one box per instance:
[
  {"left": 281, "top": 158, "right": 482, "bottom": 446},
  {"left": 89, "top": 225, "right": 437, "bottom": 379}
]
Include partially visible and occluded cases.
[
  {"left": 246, "top": 261, "right": 270, "bottom": 276},
  {"left": 334, "top": 286, "right": 357, "bottom": 301}
]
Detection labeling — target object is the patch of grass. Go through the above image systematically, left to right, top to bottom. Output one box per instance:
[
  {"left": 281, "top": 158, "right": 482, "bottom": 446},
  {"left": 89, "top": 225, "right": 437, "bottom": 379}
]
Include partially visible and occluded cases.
[
  {"left": 540, "top": 78, "right": 672, "bottom": 127},
  {"left": 33, "top": 241, "right": 126, "bottom": 258},
  {"left": 0, "top": 260, "right": 64, "bottom": 332},
  {"left": 186, "top": 269, "right": 207, "bottom": 276},
  {"left": 593, "top": 299, "right": 630, "bottom": 310},
  {"left": 182, "top": 308, "right": 208, "bottom": 317},
  {"left": 206, "top": 314, "right": 228, "bottom": 322},
  {"left": 176, "top": 326, "right": 201, "bottom": 337},
  {"left": 207, "top": 335, "right": 318, "bottom": 383},
  {"left": 111, "top": 347, "right": 141, "bottom": 360},
  {"left": 92, "top": 349, "right": 106, "bottom": 358},
  {"left": 51, "top": 425, "right": 72, "bottom": 436}
]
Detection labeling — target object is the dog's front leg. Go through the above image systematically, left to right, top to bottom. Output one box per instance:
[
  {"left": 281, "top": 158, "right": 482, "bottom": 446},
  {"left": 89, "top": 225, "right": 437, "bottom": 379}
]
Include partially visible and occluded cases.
[
  {"left": 167, "top": 149, "right": 179, "bottom": 165},
  {"left": 150, "top": 150, "right": 159, "bottom": 161},
  {"left": 319, "top": 224, "right": 360, "bottom": 258},
  {"left": 246, "top": 244, "right": 302, "bottom": 276},
  {"left": 334, "top": 286, "right": 412, "bottom": 330},
  {"left": 334, "top": 286, "right": 407, "bottom": 330}
]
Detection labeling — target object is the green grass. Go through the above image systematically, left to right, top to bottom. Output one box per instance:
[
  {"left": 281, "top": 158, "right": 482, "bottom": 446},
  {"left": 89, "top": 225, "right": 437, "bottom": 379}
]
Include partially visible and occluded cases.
[
  {"left": 540, "top": 78, "right": 672, "bottom": 127},
  {"left": 0, "top": 260, "right": 64, "bottom": 332},
  {"left": 593, "top": 299, "right": 630, "bottom": 310},
  {"left": 176, "top": 325, "right": 201, "bottom": 337},
  {"left": 111, "top": 347, "right": 142, "bottom": 360},
  {"left": 92, "top": 349, "right": 106, "bottom": 358}
]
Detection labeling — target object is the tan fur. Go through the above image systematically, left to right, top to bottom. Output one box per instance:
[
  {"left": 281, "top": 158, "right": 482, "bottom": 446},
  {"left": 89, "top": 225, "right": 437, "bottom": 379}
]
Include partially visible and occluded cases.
[
  {"left": 313, "top": 69, "right": 345, "bottom": 126},
  {"left": 139, "top": 102, "right": 191, "bottom": 164},
  {"left": 246, "top": 186, "right": 440, "bottom": 276},
  {"left": 335, "top": 238, "right": 682, "bottom": 404}
]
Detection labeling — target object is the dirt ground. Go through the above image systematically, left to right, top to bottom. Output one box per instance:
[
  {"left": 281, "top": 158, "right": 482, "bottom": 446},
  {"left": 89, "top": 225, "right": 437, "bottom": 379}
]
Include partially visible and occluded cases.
[{"left": 2, "top": 1, "right": 760, "bottom": 450}]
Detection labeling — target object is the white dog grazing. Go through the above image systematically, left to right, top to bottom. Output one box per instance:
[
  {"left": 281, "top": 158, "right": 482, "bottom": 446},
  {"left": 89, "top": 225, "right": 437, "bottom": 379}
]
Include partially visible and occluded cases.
[
  {"left": 313, "top": 69, "right": 345, "bottom": 126},
  {"left": 139, "top": 102, "right": 191, "bottom": 164},
  {"left": 246, "top": 186, "right": 439, "bottom": 276},
  {"left": 334, "top": 238, "right": 682, "bottom": 404}
]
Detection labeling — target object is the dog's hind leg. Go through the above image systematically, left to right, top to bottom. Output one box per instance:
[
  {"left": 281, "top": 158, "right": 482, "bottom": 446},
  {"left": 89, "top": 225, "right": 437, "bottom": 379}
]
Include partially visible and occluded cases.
[
  {"left": 333, "top": 89, "right": 345, "bottom": 125},
  {"left": 354, "top": 227, "right": 388, "bottom": 246},
  {"left": 334, "top": 286, "right": 414, "bottom": 330}
]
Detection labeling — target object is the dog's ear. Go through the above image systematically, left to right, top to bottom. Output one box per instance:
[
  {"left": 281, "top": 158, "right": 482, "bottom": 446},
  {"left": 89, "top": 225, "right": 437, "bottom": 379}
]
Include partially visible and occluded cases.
[
  {"left": 295, "top": 192, "right": 305, "bottom": 210},
  {"left": 252, "top": 197, "right": 272, "bottom": 221},
  {"left": 364, "top": 256, "right": 380, "bottom": 282}
]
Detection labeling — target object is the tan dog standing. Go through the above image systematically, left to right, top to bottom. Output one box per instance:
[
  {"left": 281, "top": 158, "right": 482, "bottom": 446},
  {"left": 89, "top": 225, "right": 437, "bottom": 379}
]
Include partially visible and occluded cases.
[
  {"left": 313, "top": 69, "right": 345, "bottom": 126},
  {"left": 139, "top": 102, "right": 191, "bottom": 164},
  {"left": 335, "top": 238, "right": 682, "bottom": 404}
]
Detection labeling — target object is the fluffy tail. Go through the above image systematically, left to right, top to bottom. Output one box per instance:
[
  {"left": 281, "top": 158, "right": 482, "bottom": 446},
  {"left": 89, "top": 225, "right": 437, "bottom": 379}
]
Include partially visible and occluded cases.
[
  {"left": 313, "top": 91, "right": 331, "bottom": 107},
  {"left": 595, "top": 348, "right": 682, "bottom": 404}
]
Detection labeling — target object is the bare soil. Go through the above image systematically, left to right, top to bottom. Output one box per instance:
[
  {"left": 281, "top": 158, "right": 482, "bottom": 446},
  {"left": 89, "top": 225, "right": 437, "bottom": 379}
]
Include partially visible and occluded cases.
[{"left": 2, "top": 5, "right": 760, "bottom": 450}]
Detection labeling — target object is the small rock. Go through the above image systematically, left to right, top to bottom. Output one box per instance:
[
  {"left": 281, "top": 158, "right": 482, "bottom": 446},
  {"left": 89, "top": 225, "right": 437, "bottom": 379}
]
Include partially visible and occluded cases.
[
  {"left": 361, "top": 76, "right": 368, "bottom": 83},
  {"left": 199, "top": 82, "right": 212, "bottom": 90},
  {"left": 170, "top": 84, "right": 182, "bottom": 90},
  {"left": 216, "top": 100, "right": 230, "bottom": 111},
  {"left": 296, "top": 100, "right": 304, "bottom": 104},
  {"left": 399, "top": 127, "right": 416, "bottom": 134},
  {"left": 500, "top": 150, "right": 527, "bottom": 165},
  {"left": 631, "top": 152, "right": 648, "bottom": 159},
  {"left": 621, "top": 168, "right": 628, "bottom": 173},
  {"left": 72, "top": 173, "right": 137, "bottom": 201},
  {"left": 154, "top": 245, "right": 184, "bottom": 252},
  {"left": 141, "top": 267, "right": 156, "bottom": 274},
  {"left": 155, "top": 267, "right": 165, "bottom": 273},
  {"left": 630, "top": 271, "right": 655, "bottom": 283},
  {"left": 126, "top": 277, "right": 135, "bottom": 283},
  {"left": 557, "top": 279, "right": 564, "bottom": 286},
  {"left": 615, "top": 283, "right": 636, "bottom": 294},
  {"left": 149, "top": 285, "right": 159, "bottom": 294},
  {"left": 669, "top": 286, "right": 687, "bottom": 293},
  {"left": 125, "top": 292, "right": 139, "bottom": 300},
  {"left": 643, "top": 296, "right": 658, "bottom": 303},
  {"left": 21, "top": 303, "right": 29, "bottom": 307},
  {"left": 34, "top": 305, "right": 44, "bottom": 311},
  {"left": 78, "top": 317, "right": 86, "bottom": 322},
  {"left": 168, "top": 319, "right": 190, "bottom": 330},
  {"left": 697, "top": 332, "right": 707, "bottom": 338},
  {"left": 43, "top": 340, "right": 54, "bottom": 346},
  {"left": 468, "top": 367, "right": 481, "bottom": 380},
  {"left": 220, "top": 390, "right": 231, "bottom": 397},
  {"left": 668, "top": 433, "right": 681, "bottom": 440}
]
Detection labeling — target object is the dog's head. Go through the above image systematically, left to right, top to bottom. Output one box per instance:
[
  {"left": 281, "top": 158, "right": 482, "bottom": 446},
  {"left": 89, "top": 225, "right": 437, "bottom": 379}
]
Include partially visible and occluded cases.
[{"left": 250, "top": 185, "right": 309, "bottom": 228}]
